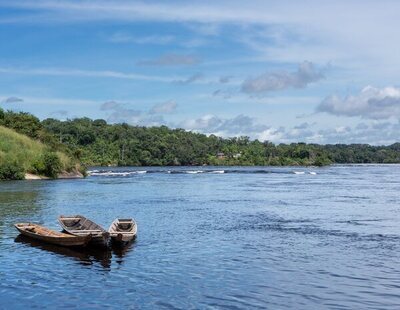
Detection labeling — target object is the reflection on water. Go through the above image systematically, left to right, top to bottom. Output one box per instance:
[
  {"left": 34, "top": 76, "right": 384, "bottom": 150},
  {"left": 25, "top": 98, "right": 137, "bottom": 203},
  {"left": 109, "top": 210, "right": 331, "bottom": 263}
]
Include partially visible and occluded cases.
[
  {"left": 0, "top": 188, "right": 42, "bottom": 239},
  {"left": 0, "top": 191, "right": 41, "bottom": 217},
  {"left": 14, "top": 235, "right": 135, "bottom": 269},
  {"left": 111, "top": 242, "right": 136, "bottom": 265}
]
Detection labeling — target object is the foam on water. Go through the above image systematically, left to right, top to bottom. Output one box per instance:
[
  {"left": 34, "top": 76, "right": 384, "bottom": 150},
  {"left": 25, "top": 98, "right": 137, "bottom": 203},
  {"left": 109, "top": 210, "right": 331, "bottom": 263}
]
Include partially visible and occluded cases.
[
  {"left": 88, "top": 167, "right": 319, "bottom": 177},
  {"left": 89, "top": 170, "right": 147, "bottom": 176}
]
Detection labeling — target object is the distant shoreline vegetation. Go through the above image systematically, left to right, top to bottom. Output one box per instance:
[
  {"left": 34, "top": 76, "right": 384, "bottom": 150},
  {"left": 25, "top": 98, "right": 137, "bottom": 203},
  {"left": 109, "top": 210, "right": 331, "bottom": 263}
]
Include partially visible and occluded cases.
[{"left": 1, "top": 108, "right": 400, "bottom": 180}]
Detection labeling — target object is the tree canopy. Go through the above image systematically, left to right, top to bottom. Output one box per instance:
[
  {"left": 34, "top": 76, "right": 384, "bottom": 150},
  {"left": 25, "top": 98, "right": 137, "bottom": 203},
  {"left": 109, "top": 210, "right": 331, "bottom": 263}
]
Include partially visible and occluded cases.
[{"left": 1, "top": 108, "right": 400, "bottom": 168}]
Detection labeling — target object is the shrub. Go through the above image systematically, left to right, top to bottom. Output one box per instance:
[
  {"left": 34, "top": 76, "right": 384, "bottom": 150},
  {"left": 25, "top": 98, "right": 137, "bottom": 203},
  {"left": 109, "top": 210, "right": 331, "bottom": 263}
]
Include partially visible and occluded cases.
[
  {"left": 33, "top": 152, "right": 62, "bottom": 178},
  {"left": 43, "top": 152, "right": 62, "bottom": 178},
  {"left": 32, "top": 157, "right": 46, "bottom": 175},
  {"left": 0, "top": 162, "right": 25, "bottom": 180},
  {"left": 78, "top": 164, "right": 88, "bottom": 177}
]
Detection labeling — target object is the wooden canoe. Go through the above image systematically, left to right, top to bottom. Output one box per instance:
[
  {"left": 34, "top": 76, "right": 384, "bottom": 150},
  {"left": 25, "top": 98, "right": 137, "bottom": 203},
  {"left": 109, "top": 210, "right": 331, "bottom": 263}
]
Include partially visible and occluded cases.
[
  {"left": 58, "top": 215, "right": 110, "bottom": 247},
  {"left": 108, "top": 218, "right": 137, "bottom": 244},
  {"left": 14, "top": 223, "right": 91, "bottom": 247}
]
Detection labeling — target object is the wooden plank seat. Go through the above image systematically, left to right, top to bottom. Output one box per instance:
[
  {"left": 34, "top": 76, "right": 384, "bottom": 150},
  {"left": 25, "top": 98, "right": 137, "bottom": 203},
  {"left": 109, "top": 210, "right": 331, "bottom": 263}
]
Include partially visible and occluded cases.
[
  {"left": 58, "top": 215, "right": 110, "bottom": 247},
  {"left": 108, "top": 218, "right": 137, "bottom": 243}
]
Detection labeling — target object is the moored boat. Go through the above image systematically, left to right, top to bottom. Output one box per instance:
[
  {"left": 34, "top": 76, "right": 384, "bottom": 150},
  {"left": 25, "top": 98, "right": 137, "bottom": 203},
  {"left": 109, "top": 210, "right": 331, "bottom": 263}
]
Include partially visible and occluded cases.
[
  {"left": 58, "top": 215, "right": 110, "bottom": 247},
  {"left": 108, "top": 218, "right": 137, "bottom": 244},
  {"left": 14, "top": 223, "right": 91, "bottom": 247}
]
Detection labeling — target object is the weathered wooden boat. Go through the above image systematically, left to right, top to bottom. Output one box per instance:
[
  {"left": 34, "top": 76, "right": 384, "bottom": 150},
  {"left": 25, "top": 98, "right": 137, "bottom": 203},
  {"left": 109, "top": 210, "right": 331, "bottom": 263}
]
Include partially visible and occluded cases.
[
  {"left": 58, "top": 215, "right": 110, "bottom": 247},
  {"left": 108, "top": 218, "right": 137, "bottom": 244},
  {"left": 14, "top": 223, "right": 91, "bottom": 247}
]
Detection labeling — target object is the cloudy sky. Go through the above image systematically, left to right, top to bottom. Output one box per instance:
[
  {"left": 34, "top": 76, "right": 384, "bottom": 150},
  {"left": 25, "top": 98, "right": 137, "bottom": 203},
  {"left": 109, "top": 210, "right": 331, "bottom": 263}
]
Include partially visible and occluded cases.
[{"left": 1, "top": 0, "right": 400, "bottom": 145}]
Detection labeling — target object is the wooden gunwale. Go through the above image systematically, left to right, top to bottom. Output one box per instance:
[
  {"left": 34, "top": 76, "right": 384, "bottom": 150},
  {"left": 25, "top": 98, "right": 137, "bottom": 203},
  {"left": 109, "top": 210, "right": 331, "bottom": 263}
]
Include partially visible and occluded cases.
[
  {"left": 58, "top": 215, "right": 109, "bottom": 247},
  {"left": 108, "top": 218, "right": 137, "bottom": 243},
  {"left": 14, "top": 223, "right": 91, "bottom": 247}
]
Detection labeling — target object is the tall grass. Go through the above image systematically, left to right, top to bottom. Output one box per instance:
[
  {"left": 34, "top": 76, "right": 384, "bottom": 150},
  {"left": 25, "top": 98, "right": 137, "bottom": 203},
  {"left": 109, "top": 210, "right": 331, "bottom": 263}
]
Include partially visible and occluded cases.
[{"left": 0, "top": 126, "right": 74, "bottom": 175}]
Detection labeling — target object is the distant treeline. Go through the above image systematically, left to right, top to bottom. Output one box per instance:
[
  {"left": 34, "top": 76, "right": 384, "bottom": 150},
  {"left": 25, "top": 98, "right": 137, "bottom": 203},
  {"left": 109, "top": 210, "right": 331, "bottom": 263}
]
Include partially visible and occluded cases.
[{"left": 1, "top": 108, "right": 400, "bottom": 167}]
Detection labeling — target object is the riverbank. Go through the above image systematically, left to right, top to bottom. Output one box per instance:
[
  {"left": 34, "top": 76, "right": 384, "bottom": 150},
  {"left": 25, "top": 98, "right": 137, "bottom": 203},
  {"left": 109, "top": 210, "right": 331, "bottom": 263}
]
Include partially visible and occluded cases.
[
  {"left": 0, "top": 125, "right": 83, "bottom": 181},
  {"left": 24, "top": 170, "right": 84, "bottom": 180}
]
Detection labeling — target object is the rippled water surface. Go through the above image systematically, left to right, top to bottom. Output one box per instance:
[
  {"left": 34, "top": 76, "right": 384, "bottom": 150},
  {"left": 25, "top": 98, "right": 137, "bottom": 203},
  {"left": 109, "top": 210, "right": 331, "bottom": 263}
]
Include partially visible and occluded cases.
[{"left": 1, "top": 165, "right": 400, "bottom": 309}]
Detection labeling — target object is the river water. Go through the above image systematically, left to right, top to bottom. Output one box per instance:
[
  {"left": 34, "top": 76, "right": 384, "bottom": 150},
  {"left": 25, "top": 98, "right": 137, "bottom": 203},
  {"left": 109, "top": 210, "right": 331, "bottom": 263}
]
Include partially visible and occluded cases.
[{"left": 0, "top": 165, "right": 399, "bottom": 309}]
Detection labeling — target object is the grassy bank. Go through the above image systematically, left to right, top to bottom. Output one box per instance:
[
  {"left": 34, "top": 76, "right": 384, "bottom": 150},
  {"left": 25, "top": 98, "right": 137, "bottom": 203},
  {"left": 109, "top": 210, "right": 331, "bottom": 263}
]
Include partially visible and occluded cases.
[{"left": 0, "top": 126, "right": 80, "bottom": 180}]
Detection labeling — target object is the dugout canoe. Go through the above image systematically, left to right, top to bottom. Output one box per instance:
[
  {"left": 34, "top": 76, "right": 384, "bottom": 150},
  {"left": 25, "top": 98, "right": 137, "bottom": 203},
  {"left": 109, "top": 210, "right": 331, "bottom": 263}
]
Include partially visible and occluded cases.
[
  {"left": 58, "top": 215, "right": 110, "bottom": 247},
  {"left": 108, "top": 218, "right": 137, "bottom": 244},
  {"left": 14, "top": 223, "right": 91, "bottom": 247}
]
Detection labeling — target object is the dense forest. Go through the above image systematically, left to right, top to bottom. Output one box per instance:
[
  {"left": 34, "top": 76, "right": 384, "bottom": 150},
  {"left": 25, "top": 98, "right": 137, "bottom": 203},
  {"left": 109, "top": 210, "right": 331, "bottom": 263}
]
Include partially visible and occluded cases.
[{"left": 1, "top": 108, "right": 400, "bottom": 177}]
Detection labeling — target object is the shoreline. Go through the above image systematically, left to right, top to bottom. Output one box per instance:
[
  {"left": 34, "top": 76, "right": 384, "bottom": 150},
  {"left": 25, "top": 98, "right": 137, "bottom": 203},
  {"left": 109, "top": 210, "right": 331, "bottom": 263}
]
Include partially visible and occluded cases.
[
  {"left": 87, "top": 162, "right": 400, "bottom": 169},
  {"left": 24, "top": 170, "right": 84, "bottom": 180}
]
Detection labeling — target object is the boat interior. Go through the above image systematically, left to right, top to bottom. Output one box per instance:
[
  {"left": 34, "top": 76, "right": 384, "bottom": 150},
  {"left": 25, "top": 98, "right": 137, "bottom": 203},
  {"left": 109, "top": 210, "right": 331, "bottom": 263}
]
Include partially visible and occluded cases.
[
  {"left": 61, "top": 217, "right": 100, "bottom": 231},
  {"left": 115, "top": 220, "right": 134, "bottom": 231}
]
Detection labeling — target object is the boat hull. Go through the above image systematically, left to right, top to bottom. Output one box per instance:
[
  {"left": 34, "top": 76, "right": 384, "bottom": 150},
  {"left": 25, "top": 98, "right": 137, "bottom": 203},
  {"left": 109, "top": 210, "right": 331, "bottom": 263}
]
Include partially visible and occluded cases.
[
  {"left": 58, "top": 215, "right": 110, "bottom": 247},
  {"left": 108, "top": 218, "right": 137, "bottom": 245},
  {"left": 14, "top": 223, "right": 91, "bottom": 247}
]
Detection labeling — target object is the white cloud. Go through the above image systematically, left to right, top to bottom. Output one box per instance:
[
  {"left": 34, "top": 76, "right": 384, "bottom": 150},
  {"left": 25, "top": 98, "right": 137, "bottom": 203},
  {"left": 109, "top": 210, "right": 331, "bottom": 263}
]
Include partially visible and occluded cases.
[
  {"left": 0, "top": 1, "right": 283, "bottom": 24},
  {"left": 1, "top": 1, "right": 387, "bottom": 26},
  {"left": 3, "top": 1, "right": 400, "bottom": 69},
  {"left": 3, "top": 1, "right": 400, "bottom": 80},
  {"left": 185, "top": 23, "right": 221, "bottom": 36},
  {"left": 107, "top": 31, "right": 211, "bottom": 48},
  {"left": 108, "top": 33, "right": 174, "bottom": 45},
  {"left": 137, "top": 54, "right": 201, "bottom": 66},
  {"left": 242, "top": 61, "right": 324, "bottom": 94},
  {"left": 0, "top": 66, "right": 220, "bottom": 86},
  {"left": 0, "top": 67, "right": 179, "bottom": 82},
  {"left": 175, "top": 73, "right": 204, "bottom": 85},
  {"left": 219, "top": 76, "right": 233, "bottom": 84},
  {"left": 317, "top": 86, "right": 400, "bottom": 120},
  {"left": 212, "top": 89, "right": 233, "bottom": 99},
  {"left": 0, "top": 95, "right": 98, "bottom": 106},
  {"left": 2, "top": 96, "right": 24, "bottom": 103},
  {"left": 100, "top": 100, "right": 178, "bottom": 126},
  {"left": 149, "top": 100, "right": 177, "bottom": 114},
  {"left": 100, "top": 101, "right": 141, "bottom": 123},
  {"left": 100, "top": 101, "right": 122, "bottom": 111},
  {"left": 50, "top": 110, "right": 69, "bottom": 118},
  {"left": 181, "top": 114, "right": 268, "bottom": 137},
  {"left": 181, "top": 114, "right": 222, "bottom": 131},
  {"left": 256, "top": 121, "right": 400, "bottom": 145},
  {"left": 314, "top": 122, "right": 400, "bottom": 145},
  {"left": 256, "top": 128, "right": 285, "bottom": 143}
]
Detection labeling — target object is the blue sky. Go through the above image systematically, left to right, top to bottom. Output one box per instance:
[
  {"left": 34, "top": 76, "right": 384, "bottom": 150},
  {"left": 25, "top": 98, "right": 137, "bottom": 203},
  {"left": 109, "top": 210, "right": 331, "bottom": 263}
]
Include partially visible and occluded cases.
[{"left": 1, "top": 0, "right": 400, "bottom": 144}]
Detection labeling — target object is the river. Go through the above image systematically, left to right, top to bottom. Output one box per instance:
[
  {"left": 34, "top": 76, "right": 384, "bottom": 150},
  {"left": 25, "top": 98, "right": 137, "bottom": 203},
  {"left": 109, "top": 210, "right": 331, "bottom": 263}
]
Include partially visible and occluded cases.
[{"left": 1, "top": 165, "right": 399, "bottom": 309}]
